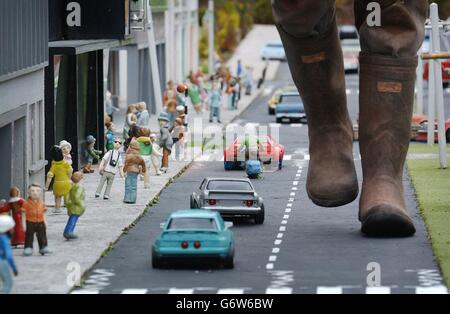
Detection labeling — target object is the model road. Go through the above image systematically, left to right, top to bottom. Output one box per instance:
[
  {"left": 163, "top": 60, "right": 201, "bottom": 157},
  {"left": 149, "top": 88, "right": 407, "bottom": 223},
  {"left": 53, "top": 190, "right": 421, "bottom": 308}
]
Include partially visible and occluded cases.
[{"left": 75, "top": 64, "right": 445, "bottom": 294}]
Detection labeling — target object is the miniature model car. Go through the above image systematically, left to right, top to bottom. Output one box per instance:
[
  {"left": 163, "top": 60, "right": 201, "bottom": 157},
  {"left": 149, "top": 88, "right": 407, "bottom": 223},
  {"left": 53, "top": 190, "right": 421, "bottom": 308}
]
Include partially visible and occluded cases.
[
  {"left": 341, "top": 38, "right": 360, "bottom": 74},
  {"left": 260, "top": 41, "right": 286, "bottom": 61},
  {"left": 268, "top": 85, "right": 297, "bottom": 115},
  {"left": 275, "top": 92, "right": 307, "bottom": 124},
  {"left": 412, "top": 114, "right": 450, "bottom": 142},
  {"left": 223, "top": 135, "right": 285, "bottom": 170},
  {"left": 190, "top": 178, "right": 265, "bottom": 224},
  {"left": 152, "top": 210, "right": 235, "bottom": 269}
]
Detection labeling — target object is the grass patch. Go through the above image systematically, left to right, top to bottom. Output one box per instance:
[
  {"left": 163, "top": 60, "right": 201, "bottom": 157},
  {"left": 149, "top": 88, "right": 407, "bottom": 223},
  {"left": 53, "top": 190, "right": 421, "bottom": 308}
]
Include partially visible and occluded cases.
[
  {"left": 408, "top": 143, "right": 450, "bottom": 154},
  {"left": 407, "top": 149, "right": 450, "bottom": 286}
]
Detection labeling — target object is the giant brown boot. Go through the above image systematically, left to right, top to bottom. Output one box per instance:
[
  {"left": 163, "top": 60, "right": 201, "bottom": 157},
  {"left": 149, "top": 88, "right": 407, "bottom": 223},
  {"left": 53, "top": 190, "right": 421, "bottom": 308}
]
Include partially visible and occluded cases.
[
  {"left": 355, "top": 0, "right": 427, "bottom": 237},
  {"left": 273, "top": 3, "right": 358, "bottom": 207},
  {"left": 358, "top": 54, "right": 417, "bottom": 237}
]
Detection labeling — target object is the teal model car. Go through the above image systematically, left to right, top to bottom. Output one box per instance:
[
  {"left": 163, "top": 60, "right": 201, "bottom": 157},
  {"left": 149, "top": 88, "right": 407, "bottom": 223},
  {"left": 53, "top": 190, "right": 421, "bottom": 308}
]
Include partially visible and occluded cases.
[{"left": 152, "top": 210, "right": 235, "bottom": 269}]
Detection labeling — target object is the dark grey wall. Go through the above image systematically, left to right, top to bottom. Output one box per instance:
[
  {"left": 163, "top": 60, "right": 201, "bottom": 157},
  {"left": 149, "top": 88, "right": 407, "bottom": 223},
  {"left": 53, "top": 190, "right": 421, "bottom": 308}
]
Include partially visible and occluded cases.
[{"left": 0, "top": 0, "right": 49, "bottom": 80}]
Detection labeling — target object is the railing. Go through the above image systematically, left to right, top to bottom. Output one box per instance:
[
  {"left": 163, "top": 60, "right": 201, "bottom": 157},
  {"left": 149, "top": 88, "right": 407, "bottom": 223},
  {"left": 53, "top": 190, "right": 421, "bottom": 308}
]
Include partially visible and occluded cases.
[{"left": 418, "top": 3, "right": 448, "bottom": 169}]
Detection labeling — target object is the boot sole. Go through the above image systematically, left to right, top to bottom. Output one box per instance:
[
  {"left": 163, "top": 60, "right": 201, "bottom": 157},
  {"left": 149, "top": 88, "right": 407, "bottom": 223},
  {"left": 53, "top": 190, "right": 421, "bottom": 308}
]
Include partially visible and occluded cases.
[
  {"left": 307, "top": 186, "right": 359, "bottom": 208},
  {"left": 361, "top": 206, "right": 416, "bottom": 237}
]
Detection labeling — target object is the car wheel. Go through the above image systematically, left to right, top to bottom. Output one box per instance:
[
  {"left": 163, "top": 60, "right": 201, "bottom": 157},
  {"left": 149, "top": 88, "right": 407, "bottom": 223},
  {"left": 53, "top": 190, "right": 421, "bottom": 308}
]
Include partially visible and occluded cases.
[
  {"left": 276, "top": 117, "right": 282, "bottom": 124},
  {"left": 447, "top": 129, "right": 450, "bottom": 143},
  {"left": 278, "top": 158, "right": 283, "bottom": 170},
  {"left": 224, "top": 161, "right": 235, "bottom": 171},
  {"left": 190, "top": 195, "right": 198, "bottom": 209},
  {"left": 254, "top": 205, "right": 265, "bottom": 225},
  {"left": 223, "top": 244, "right": 235, "bottom": 269},
  {"left": 152, "top": 254, "right": 163, "bottom": 269}
]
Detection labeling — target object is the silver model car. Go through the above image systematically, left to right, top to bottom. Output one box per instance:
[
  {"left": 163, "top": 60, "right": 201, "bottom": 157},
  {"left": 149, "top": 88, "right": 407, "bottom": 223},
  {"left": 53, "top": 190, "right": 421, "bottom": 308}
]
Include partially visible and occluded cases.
[{"left": 190, "top": 178, "right": 265, "bottom": 224}]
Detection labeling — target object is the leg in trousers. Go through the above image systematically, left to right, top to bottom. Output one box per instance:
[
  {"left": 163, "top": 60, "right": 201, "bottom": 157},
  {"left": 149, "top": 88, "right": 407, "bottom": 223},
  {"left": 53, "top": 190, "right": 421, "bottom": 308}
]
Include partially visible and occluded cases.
[
  {"left": 272, "top": 0, "right": 358, "bottom": 207},
  {"left": 355, "top": 0, "right": 428, "bottom": 236}
]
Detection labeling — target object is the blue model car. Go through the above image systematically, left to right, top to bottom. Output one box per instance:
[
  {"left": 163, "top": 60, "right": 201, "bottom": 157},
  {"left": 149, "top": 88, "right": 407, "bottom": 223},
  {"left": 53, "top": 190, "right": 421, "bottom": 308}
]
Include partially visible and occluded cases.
[
  {"left": 260, "top": 41, "right": 286, "bottom": 61},
  {"left": 275, "top": 92, "right": 307, "bottom": 124},
  {"left": 152, "top": 210, "right": 235, "bottom": 269}
]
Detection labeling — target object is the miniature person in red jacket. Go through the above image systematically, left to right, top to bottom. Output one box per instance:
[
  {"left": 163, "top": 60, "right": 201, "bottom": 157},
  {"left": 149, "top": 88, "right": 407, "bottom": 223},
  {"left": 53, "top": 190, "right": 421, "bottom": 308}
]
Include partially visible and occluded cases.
[{"left": 5, "top": 187, "right": 26, "bottom": 247}]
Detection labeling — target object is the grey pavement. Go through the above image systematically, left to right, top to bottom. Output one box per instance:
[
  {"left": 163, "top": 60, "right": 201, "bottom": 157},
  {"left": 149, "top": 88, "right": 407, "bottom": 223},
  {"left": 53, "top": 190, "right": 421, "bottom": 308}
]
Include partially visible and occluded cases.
[
  {"left": 10, "top": 25, "right": 282, "bottom": 294},
  {"left": 73, "top": 63, "right": 445, "bottom": 295}
]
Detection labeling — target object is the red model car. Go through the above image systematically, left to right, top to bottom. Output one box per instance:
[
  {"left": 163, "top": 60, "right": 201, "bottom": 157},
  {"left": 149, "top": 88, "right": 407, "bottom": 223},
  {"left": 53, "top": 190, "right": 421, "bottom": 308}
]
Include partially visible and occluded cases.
[
  {"left": 423, "top": 61, "right": 450, "bottom": 88},
  {"left": 412, "top": 114, "right": 450, "bottom": 142},
  {"left": 224, "top": 135, "right": 285, "bottom": 171}
]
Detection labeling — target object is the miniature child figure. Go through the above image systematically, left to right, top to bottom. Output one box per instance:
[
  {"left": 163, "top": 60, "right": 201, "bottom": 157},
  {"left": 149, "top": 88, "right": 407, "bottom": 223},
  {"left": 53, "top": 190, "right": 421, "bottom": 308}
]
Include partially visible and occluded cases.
[
  {"left": 187, "top": 80, "right": 202, "bottom": 114},
  {"left": 209, "top": 81, "right": 222, "bottom": 123},
  {"left": 176, "top": 83, "right": 188, "bottom": 116},
  {"left": 166, "top": 99, "right": 177, "bottom": 127},
  {"left": 136, "top": 102, "right": 150, "bottom": 128},
  {"left": 123, "top": 104, "right": 138, "bottom": 141},
  {"left": 176, "top": 105, "right": 187, "bottom": 128},
  {"left": 158, "top": 112, "right": 173, "bottom": 174},
  {"left": 171, "top": 118, "right": 185, "bottom": 161},
  {"left": 105, "top": 122, "right": 116, "bottom": 151},
  {"left": 136, "top": 128, "right": 152, "bottom": 189},
  {"left": 150, "top": 134, "right": 163, "bottom": 176},
  {"left": 83, "top": 135, "right": 102, "bottom": 174},
  {"left": 96, "top": 137, "right": 123, "bottom": 200},
  {"left": 59, "top": 140, "right": 73, "bottom": 166},
  {"left": 122, "top": 140, "right": 147, "bottom": 204},
  {"left": 45, "top": 146, "right": 73, "bottom": 214},
  {"left": 64, "top": 172, "right": 85, "bottom": 240},
  {"left": 22, "top": 184, "right": 51, "bottom": 256},
  {"left": 6, "top": 187, "right": 26, "bottom": 247},
  {"left": 0, "top": 216, "right": 18, "bottom": 294}
]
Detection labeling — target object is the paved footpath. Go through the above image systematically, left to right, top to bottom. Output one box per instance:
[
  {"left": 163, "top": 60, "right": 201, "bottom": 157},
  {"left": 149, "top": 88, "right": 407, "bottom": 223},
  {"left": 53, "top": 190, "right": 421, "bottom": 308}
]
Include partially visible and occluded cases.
[{"left": 10, "top": 25, "right": 281, "bottom": 294}]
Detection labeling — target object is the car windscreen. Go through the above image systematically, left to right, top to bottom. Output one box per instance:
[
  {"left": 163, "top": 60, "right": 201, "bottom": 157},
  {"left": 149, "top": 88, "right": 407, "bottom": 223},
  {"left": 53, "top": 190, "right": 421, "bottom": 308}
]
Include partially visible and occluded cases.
[
  {"left": 280, "top": 95, "right": 302, "bottom": 104},
  {"left": 207, "top": 180, "right": 253, "bottom": 191},
  {"left": 168, "top": 218, "right": 217, "bottom": 230}
]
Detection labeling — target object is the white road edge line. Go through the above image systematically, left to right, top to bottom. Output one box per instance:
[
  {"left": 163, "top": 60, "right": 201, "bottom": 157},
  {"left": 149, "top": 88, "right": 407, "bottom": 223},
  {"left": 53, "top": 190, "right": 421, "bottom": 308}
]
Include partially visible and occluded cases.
[
  {"left": 415, "top": 286, "right": 448, "bottom": 294},
  {"left": 266, "top": 287, "right": 293, "bottom": 294},
  {"left": 316, "top": 287, "right": 343, "bottom": 294},
  {"left": 365, "top": 287, "right": 391, "bottom": 294},
  {"left": 169, "top": 288, "right": 194, "bottom": 294},
  {"left": 122, "top": 289, "right": 148, "bottom": 294}
]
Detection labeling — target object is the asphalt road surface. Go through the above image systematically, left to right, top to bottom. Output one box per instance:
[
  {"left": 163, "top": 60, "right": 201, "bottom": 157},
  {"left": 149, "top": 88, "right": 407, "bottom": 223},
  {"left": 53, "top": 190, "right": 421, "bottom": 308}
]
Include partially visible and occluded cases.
[{"left": 74, "top": 63, "right": 445, "bottom": 295}]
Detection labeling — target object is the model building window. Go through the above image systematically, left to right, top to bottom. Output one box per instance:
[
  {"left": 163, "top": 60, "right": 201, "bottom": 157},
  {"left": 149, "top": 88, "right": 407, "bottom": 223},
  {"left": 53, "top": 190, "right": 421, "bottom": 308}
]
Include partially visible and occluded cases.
[{"left": 30, "top": 101, "right": 44, "bottom": 164}]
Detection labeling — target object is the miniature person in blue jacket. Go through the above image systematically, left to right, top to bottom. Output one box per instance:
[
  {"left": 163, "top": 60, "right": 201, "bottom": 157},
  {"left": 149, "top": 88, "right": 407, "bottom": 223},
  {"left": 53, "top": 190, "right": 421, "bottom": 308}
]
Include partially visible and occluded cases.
[{"left": 0, "top": 215, "right": 18, "bottom": 294}]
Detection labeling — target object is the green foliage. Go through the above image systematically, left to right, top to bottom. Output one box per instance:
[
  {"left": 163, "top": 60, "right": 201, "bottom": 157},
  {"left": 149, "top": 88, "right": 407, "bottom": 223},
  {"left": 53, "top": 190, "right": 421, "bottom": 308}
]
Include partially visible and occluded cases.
[{"left": 254, "top": 0, "right": 274, "bottom": 24}]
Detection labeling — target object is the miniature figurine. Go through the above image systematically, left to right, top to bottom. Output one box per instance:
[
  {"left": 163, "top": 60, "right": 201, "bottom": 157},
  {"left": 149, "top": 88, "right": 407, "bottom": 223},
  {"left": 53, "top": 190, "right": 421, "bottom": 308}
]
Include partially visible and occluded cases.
[
  {"left": 163, "top": 80, "right": 177, "bottom": 107},
  {"left": 187, "top": 80, "right": 202, "bottom": 113},
  {"left": 209, "top": 80, "right": 222, "bottom": 123},
  {"left": 176, "top": 83, "right": 188, "bottom": 115},
  {"left": 105, "top": 90, "right": 118, "bottom": 121},
  {"left": 165, "top": 99, "right": 177, "bottom": 127},
  {"left": 136, "top": 102, "right": 150, "bottom": 128},
  {"left": 123, "top": 104, "right": 138, "bottom": 141},
  {"left": 176, "top": 105, "right": 187, "bottom": 128},
  {"left": 158, "top": 112, "right": 173, "bottom": 174},
  {"left": 171, "top": 118, "right": 185, "bottom": 161},
  {"left": 105, "top": 122, "right": 115, "bottom": 151},
  {"left": 136, "top": 128, "right": 152, "bottom": 189},
  {"left": 150, "top": 134, "right": 163, "bottom": 176},
  {"left": 83, "top": 135, "right": 102, "bottom": 174},
  {"left": 96, "top": 137, "right": 123, "bottom": 200},
  {"left": 122, "top": 139, "right": 147, "bottom": 204},
  {"left": 59, "top": 140, "right": 73, "bottom": 166},
  {"left": 45, "top": 146, "right": 73, "bottom": 214},
  {"left": 64, "top": 172, "right": 85, "bottom": 240},
  {"left": 22, "top": 184, "right": 51, "bottom": 256},
  {"left": 6, "top": 187, "right": 26, "bottom": 247},
  {"left": 0, "top": 200, "right": 7, "bottom": 216},
  {"left": 0, "top": 215, "right": 18, "bottom": 294}
]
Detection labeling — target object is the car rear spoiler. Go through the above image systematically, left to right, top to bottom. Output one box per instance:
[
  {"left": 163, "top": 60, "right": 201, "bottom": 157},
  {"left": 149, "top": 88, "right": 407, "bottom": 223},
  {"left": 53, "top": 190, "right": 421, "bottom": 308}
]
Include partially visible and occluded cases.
[{"left": 207, "top": 190, "right": 255, "bottom": 195}]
